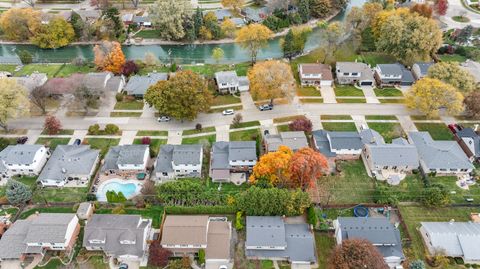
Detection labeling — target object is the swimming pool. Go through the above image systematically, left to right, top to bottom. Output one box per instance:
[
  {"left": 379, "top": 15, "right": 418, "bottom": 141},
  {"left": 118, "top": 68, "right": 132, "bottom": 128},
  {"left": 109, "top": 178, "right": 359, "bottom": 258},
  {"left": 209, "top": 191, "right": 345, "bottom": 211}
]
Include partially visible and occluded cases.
[{"left": 96, "top": 179, "right": 142, "bottom": 202}]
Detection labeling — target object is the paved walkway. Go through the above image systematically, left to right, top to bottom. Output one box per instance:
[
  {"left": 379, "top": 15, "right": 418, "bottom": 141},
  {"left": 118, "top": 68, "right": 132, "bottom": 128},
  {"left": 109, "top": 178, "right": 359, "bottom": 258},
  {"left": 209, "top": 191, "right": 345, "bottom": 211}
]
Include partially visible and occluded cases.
[
  {"left": 441, "top": 0, "right": 480, "bottom": 28},
  {"left": 319, "top": 86, "right": 337, "bottom": 103},
  {"left": 361, "top": 86, "right": 380, "bottom": 104},
  {"left": 97, "top": 92, "right": 116, "bottom": 117},
  {"left": 240, "top": 92, "right": 257, "bottom": 110},
  {"left": 141, "top": 104, "right": 156, "bottom": 118},
  {"left": 351, "top": 115, "right": 368, "bottom": 131},
  {"left": 398, "top": 116, "right": 418, "bottom": 132},
  {"left": 259, "top": 119, "right": 277, "bottom": 135},
  {"left": 216, "top": 125, "right": 230, "bottom": 142},
  {"left": 25, "top": 130, "right": 41, "bottom": 144},
  {"left": 69, "top": 130, "right": 88, "bottom": 144},
  {"left": 119, "top": 130, "right": 137, "bottom": 145},
  {"left": 167, "top": 130, "right": 182, "bottom": 145}
]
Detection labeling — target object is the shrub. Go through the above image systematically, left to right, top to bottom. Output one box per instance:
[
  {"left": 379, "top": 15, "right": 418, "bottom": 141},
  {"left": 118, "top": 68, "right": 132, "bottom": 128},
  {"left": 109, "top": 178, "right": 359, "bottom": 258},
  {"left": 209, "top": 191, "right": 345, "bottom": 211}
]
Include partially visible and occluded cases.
[
  {"left": 18, "top": 50, "right": 33, "bottom": 64},
  {"left": 71, "top": 57, "right": 86, "bottom": 66},
  {"left": 115, "top": 93, "right": 124, "bottom": 102},
  {"left": 44, "top": 115, "right": 62, "bottom": 135},
  {"left": 288, "top": 116, "right": 312, "bottom": 133},
  {"left": 195, "top": 123, "right": 202, "bottom": 131},
  {"left": 88, "top": 124, "right": 101, "bottom": 135},
  {"left": 104, "top": 124, "right": 120, "bottom": 135},
  {"left": 16, "top": 136, "right": 28, "bottom": 145},
  {"left": 141, "top": 136, "right": 151, "bottom": 145},
  {"left": 374, "top": 184, "right": 399, "bottom": 205},
  {"left": 421, "top": 184, "right": 451, "bottom": 207},
  {"left": 86, "top": 193, "right": 97, "bottom": 201},
  {"left": 112, "top": 204, "right": 126, "bottom": 214},
  {"left": 164, "top": 205, "right": 236, "bottom": 215},
  {"left": 307, "top": 206, "right": 318, "bottom": 226},
  {"left": 235, "top": 211, "right": 244, "bottom": 230},
  {"left": 198, "top": 249, "right": 205, "bottom": 265},
  {"left": 409, "top": 260, "right": 426, "bottom": 269}
]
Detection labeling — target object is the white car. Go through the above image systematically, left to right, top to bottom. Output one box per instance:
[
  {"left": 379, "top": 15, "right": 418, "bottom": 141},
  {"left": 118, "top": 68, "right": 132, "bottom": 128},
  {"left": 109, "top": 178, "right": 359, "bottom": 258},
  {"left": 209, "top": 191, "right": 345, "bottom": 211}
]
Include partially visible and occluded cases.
[
  {"left": 222, "top": 109, "right": 234, "bottom": 116},
  {"left": 157, "top": 116, "right": 171, "bottom": 122}
]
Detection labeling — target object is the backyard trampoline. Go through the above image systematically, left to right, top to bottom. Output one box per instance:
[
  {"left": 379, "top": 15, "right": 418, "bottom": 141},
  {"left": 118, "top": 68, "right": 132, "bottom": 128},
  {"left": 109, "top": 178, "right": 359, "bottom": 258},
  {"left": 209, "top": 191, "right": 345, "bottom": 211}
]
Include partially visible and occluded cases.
[{"left": 354, "top": 205, "right": 369, "bottom": 217}]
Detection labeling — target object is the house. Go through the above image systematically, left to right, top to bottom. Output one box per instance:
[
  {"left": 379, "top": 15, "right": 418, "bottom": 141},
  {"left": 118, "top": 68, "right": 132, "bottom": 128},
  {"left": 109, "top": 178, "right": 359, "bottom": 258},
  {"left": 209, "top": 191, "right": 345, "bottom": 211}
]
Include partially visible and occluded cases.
[
  {"left": 242, "top": 7, "right": 270, "bottom": 22},
  {"left": 73, "top": 9, "right": 101, "bottom": 23},
  {"left": 204, "top": 9, "right": 232, "bottom": 21},
  {"left": 122, "top": 13, "right": 134, "bottom": 25},
  {"left": 133, "top": 14, "right": 152, "bottom": 27},
  {"left": 231, "top": 17, "right": 246, "bottom": 27},
  {"left": 460, "top": 60, "right": 480, "bottom": 84},
  {"left": 335, "top": 62, "right": 375, "bottom": 86},
  {"left": 412, "top": 62, "right": 433, "bottom": 80},
  {"left": 298, "top": 63, "right": 333, "bottom": 86},
  {"left": 374, "top": 63, "right": 414, "bottom": 86},
  {"left": 214, "top": 71, "right": 249, "bottom": 94},
  {"left": 12, "top": 72, "right": 48, "bottom": 92},
  {"left": 84, "top": 72, "right": 125, "bottom": 93},
  {"left": 124, "top": 73, "right": 168, "bottom": 98},
  {"left": 455, "top": 127, "right": 480, "bottom": 162},
  {"left": 360, "top": 129, "right": 419, "bottom": 185},
  {"left": 312, "top": 130, "right": 363, "bottom": 159},
  {"left": 264, "top": 131, "right": 308, "bottom": 152},
  {"left": 408, "top": 132, "right": 474, "bottom": 175},
  {"left": 210, "top": 141, "right": 257, "bottom": 183},
  {"left": 154, "top": 144, "right": 203, "bottom": 182},
  {"left": 0, "top": 145, "right": 49, "bottom": 181},
  {"left": 37, "top": 145, "right": 100, "bottom": 187},
  {"left": 101, "top": 145, "right": 150, "bottom": 177},
  {"left": 76, "top": 202, "right": 94, "bottom": 220},
  {"left": 0, "top": 213, "right": 80, "bottom": 262},
  {"left": 83, "top": 214, "right": 152, "bottom": 265},
  {"left": 160, "top": 215, "right": 232, "bottom": 268},
  {"left": 245, "top": 216, "right": 316, "bottom": 265},
  {"left": 334, "top": 217, "right": 405, "bottom": 268},
  {"left": 420, "top": 221, "right": 480, "bottom": 264}
]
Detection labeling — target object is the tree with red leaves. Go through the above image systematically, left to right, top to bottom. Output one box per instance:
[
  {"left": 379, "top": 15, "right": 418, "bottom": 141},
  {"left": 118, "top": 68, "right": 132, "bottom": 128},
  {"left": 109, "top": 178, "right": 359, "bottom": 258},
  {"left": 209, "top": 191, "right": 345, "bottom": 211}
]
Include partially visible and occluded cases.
[
  {"left": 434, "top": 0, "right": 448, "bottom": 16},
  {"left": 410, "top": 3, "right": 433, "bottom": 18},
  {"left": 121, "top": 60, "right": 139, "bottom": 77},
  {"left": 43, "top": 115, "right": 62, "bottom": 135},
  {"left": 288, "top": 116, "right": 313, "bottom": 133},
  {"left": 141, "top": 136, "right": 151, "bottom": 145},
  {"left": 289, "top": 147, "right": 328, "bottom": 190},
  {"left": 328, "top": 239, "right": 388, "bottom": 269},
  {"left": 148, "top": 242, "right": 172, "bottom": 267}
]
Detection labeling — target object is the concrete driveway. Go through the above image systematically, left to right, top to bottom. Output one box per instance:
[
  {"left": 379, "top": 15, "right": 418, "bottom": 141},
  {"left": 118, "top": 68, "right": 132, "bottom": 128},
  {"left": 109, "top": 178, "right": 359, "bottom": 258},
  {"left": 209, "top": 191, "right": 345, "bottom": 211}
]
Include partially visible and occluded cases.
[
  {"left": 319, "top": 86, "right": 337, "bottom": 104},
  {"left": 1, "top": 260, "right": 22, "bottom": 269}
]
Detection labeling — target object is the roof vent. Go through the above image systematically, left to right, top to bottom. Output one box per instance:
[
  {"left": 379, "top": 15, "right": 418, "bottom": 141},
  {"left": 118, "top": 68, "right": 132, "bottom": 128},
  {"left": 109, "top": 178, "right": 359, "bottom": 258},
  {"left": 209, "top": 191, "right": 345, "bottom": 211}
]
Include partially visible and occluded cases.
[
  {"left": 61, "top": 168, "right": 66, "bottom": 173},
  {"left": 449, "top": 219, "right": 455, "bottom": 224}
]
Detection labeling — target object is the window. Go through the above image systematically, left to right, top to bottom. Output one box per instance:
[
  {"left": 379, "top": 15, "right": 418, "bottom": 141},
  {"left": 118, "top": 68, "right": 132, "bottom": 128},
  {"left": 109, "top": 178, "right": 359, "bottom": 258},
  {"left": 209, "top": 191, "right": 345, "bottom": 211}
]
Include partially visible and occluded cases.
[
  {"left": 343, "top": 72, "right": 349, "bottom": 76},
  {"left": 351, "top": 72, "right": 358, "bottom": 76},
  {"left": 162, "top": 172, "right": 168, "bottom": 176}
]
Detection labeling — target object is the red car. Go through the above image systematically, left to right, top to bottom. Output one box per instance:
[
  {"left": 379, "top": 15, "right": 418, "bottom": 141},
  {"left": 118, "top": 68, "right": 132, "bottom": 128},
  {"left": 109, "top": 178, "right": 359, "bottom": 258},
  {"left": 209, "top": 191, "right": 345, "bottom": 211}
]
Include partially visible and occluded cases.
[{"left": 448, "top": 123, "right": 463, "bottom": 134}]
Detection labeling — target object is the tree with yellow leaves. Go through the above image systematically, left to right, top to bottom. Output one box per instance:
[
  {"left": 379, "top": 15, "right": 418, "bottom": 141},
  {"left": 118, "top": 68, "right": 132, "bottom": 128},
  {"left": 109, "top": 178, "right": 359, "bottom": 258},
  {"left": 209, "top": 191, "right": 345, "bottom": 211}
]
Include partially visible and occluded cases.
[
  {"left": 221, "top": 0, "right": 244, "bottom": 11},
  {"left": 0, "top": 8, "right": 41, "bottom": 41},
  {"left": 31, "top": 17, "right": 75, "bottom": 49},
  {"left": 221, "top": 18, "right": 236, "bottom": 38},
  {"left": 235, "top": 24, "right": 273, "bottom": 64},
  {"left": 93, "top": 41, "right": 126, "bottom": 74},
  {"left": 247, "top": 60, "right": 296, "bottom": 103},
  {"left": 405, "top": 78, "right": 464, "bottom": 118},
  {"left": 0, "top": 79, "right": 29, "bottom": 132},
  {"left": 249, "top": 145, "right": 293, "bottom": 187}
]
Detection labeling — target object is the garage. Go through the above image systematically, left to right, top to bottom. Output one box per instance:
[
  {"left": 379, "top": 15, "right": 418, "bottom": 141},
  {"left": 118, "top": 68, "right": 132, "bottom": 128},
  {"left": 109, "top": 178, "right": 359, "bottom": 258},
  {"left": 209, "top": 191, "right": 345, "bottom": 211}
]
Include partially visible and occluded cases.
[
  {"left": 320, "top": 80, "right": 333, "bottom": 86},
  {"left": 360, "top": 80, "right": 374, "bottom": 86}
]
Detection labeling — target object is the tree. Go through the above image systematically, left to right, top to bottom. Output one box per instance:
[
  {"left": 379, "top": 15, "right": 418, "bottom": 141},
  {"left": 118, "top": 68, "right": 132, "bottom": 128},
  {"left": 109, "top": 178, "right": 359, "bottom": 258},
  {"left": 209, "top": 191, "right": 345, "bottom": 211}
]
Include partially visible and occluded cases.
[
  {"left": 149, "top": 0, "right": 192, "bottom": 40},
  {"left": 222, "top": 0, "right": 245, "bottom": 11},
  {"left": 298, "top": 0, "right": 310, "bottom": 23},
  {"left": 310, "top": 0, "right": 332, "bottom": 18},
  {"left": 434, "top": 0, "right": 448, "bottom": 15},
  {"left": 410, "top": 3, "right": 433, "bottom": 18},
  {"left": 100, "top": 7, "right": 123, "bottom": 38},
  {"left": 193, "top": 7, "right": 203, "bottom": 38},
  {"left": 0, "top": 8, "right": 41, "bottom": 41},
  {"left": 374, "top": 10, "right": 442, "bottom": 64},
  {"left": 31, "top": 17, "right": 75, "bottom": 49},
  {"left": 221, "top": 19, "right": 236, "bottom": 38},
  {"left": 322, "top": 22, "right": 344, "bottom": 63},
  {"left": 235, "top": 24, "right": 273, "bottom": 64},
  {"left": 456, "top": 25, "right": 473, "bottom": 44},
  {"left": 282, "top": 30, "right": 295, "bottom": 59},
  {"left": 93, "top": 41, "right": 126, "bottom": 74},
  {"left": 212, "top": 47, "right": 225, "bottom": 64},
  {"left": 18, "top": 50, "right": 33, "bottom": 65},
  {"left": 144, "top": 52, "right": 160, "bottom": 66},
  {"left": 121, "top": 60, "right": 139, "bottom": 77},
  {"left": 248, "top": 60, "right": 295, "bottom": 102},
  {"left": 427, "top": 62, "right": 476, "bottom": 93},
  {"left": 144, "top": 70, "right": 212, "bottom": 121},
  {"left": 405, "top": 78, "right": 464, "bottom": 118},
  {"left": 0, "top": 79, "right": 29, "bottom": 132},
  {"left": 73, "top": 84, "right": 102, "bottom": 113},
  {"left": 29, "top": 86, "right": 50, "bottom": 115},
  {"left": 464, "top": 91, "right": 480, "bottom": 119},
  {"left": 231, "top": 113, "right": 243, "bottom": 128},
  {"left": 44, "top": 115, "right": 62, "bottom": 135},
  {"left": 289, "top": 117, "right": 313, "bottom": 133},
  {"left": 250, "top": 145, "right": 293, "bottom": 186},
  {"left": 289, "top": 147, "right": 328, "bottom": 190},
  {"left": 6, "top": 180, "right": 32, "bottom": 205},
  {"left": 421, "top": 183, "right": 451, "bottom": 207},
  {"left": 328, "top": 239, "right": 388, "bottom": 269},
  {"left": 149, "top": 243, "right": 172, "bottom": 267},
  {"left": 409, "top": 260, "right": 426, "bottom": 269}
]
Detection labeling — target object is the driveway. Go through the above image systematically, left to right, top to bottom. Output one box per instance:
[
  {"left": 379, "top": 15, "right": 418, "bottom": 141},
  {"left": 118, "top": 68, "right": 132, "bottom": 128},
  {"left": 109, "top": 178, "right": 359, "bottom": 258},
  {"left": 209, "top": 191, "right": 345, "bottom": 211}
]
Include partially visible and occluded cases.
[
  {"left": 442, "top": 0, "right": 480, "bottom": 28},
  {"left": 319, "top": 86, "right": 337, "bottom": 104},
  {"left": 360, "top": 86, "right": 380, "bottom": 104},
  {"left": 216, "top": 125, "right": 230, "bottom": 142},
  {"left": 1, "top": 260, "right": 22, "bottom": 269}
]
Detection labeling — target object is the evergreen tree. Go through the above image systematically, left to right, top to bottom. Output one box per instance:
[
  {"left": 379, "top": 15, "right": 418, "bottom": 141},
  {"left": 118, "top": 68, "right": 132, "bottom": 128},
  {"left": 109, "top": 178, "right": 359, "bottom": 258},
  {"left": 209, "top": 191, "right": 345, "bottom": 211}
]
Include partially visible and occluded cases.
[
  {"left": 298, "top": 0, "right": 310, "bottom": 23},
  {"left": 194, "top": 7, "right": 203, "bottom": 38},
  {"left": 282, "top": 29, "right": 295, "bottom": 59},
  {"left": 6, "top": 179, "right": 32, "bottom": 205}
]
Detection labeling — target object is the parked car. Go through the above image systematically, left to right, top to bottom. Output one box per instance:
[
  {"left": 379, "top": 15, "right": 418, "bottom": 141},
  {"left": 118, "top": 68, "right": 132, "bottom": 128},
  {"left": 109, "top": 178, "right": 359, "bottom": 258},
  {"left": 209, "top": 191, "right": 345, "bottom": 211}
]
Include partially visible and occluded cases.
[
  {"left": 258, "top": 104, "right": 273, "bottom": 111},
  {"left": 222, "top": 109, "right": 234, "bottom": 116},
  {"left": 157, "top": 116, "right": 171, "bottom": 122},
  {"left": 448, "top": 123, "right": 462, "bottom": 134},
  {"left": 264, "top": 130, "right": 270, "bottom": 135},
  {"left": 73, "top": 139, "right": 81, "bottom": 145},
  {"left": 119, "top": 264, "right": 129, "bottom": 269},
  {"left": 219, "top": 266, "right": 228, "bottom": 269}
]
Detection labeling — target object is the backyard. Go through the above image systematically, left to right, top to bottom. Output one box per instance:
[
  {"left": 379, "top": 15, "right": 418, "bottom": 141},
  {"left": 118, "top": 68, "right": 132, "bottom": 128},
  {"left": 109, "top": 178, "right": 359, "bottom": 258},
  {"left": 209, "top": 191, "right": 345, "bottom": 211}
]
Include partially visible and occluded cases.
[{"left": 83, "top": 138, "right": 120, "bottom": 157}]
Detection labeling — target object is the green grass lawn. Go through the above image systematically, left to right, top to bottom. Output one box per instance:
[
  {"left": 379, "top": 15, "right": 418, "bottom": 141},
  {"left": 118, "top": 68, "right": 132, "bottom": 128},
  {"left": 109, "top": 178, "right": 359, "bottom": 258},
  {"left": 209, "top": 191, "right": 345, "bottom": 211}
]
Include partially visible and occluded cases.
[
  {"left": 452, "top": 15, "right": 470, "bottom": 22},
  {"left": 134, "top": 29, "right": 161, "bottom": 38},
  {"left": 357, "top": 52, "right": 397, "bottom": 66},
  {"left": 439, "top": 54, "right": 467, "bottom": 62},
  {"left": 182, "top": 63, "right": 250, "bottom": 77},
  {"left": 0, "top": 64, "right": 18, "bottom": 73},
  {"left": 15, "top": 64, "right": 63, "bottom": 77},
  {"left": 54, "top": 64, "right": 95, "bottom": 77},
  {"left": 334, "top": 85, "right": 364, "bottom": 97},
  {"left": 297, "top": 86, "right": 321, "bottom": 97},
  {"left": 374, "top": 88, "right": 403, "bottom": 97},
  {"left": 211, "top": 95, "right": 242, "bottom": 106},
  {"left": 300, "top": 98, "right": 324, "bottom": 103},
  {"left": 336, "top": 98, "right": 367, "bottom": 103},
  {"left": 378, "top": 98, "right": 405, "bottom": 103},
  {"left": 114, "top": 100, "right": 144, "bottom": 110},
  {"left": 110, "top": 112, "right": 142, "bottom": 117},
  {"left": 273, "top": 115, "right": 304, "bottom": 123},
  {"left": 321, "top": 115, "right": 352, "bottom": 120},
  {"left": 365, "top": 115, "right": 398, "bottom": 121},
  {"left": 410, "top": 115, "right": 440, "bottom": 120},
  {"left": 230, "top": 120, "right": 260, "bottom": 129},
  {"left": 322, "top": 122, "right": 357, "bottom": 132},
  {"left": 367, "top": 122, "right": 404, "bottom": 143},
  {"left": 414, "top": 123, "right": 453, "bottom": 140},
  {"left": 276, "top": 124, "right": 290, "bottom": 132},
  {"left": 183, "top": 126, "right": 216, "bottom": 136},
  {"left": 229, "top": 128, "right": 260, "bottom": 141},
  {"left": 40, "top": 129, "right": 74, "bottom": 135},
  {"left": 136, "top": 130, "right": 168, "bottom": 136},
  {"left": 182, "top": 134, "right": 216, "bottom": 145},
  {"left": 35, "top": 137, "right": 70, "bottom": 150},
  {"left": 83, "top": 138, "right": 120, "bottom": 157},
  {"left": 133, "top": 138, "right": 166, "bottom": 157},
  {"left": 376, "top": 174, "right": 425, "bottom": 202},
  {"left": 11, "top": 175, "right": 38, "bottom": 188},
  {"left": 433, "top": 176, "right": 480, "bottom": 203},
  {"left": 33, "top": 187, "right": 89, "bottom": 203},
  {"left": 96, "top": 205, "right": 164, "bottom": 228},
  {"left": 20, "top": 207, "right": 76, "bottom": 219},
  {"left": 315, "top": 232, "right": 335, "bottom": 269},
  {"left": 36, "top": 258, "right": 63, "bottom": 269},
  {"left": 246, "top": 260, "right": 274, "bottom": 269}
]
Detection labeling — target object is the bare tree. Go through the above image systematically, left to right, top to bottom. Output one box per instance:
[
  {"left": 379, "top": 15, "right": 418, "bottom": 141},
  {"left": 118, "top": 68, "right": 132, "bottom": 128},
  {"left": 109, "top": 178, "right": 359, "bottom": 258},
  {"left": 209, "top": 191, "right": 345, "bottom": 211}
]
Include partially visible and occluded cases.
[
  {"left": 22, "top": 0, "right": 35, "bottom": 7},
  {"left": 131, "top": 0, "right": 139, "bottom": 8},
  {"left": 73, "top": 84, "right": 102, "bottom": 113},
  {"left": 29, "top": 86, "right": 49, "bottom": 115}
]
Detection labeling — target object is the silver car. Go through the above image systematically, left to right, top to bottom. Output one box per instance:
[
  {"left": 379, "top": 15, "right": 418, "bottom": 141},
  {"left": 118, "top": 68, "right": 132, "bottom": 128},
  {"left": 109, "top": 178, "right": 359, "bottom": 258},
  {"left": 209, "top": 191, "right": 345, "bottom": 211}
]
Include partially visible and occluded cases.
[{"left": 157, "top": 116, "right": 171, "bottom": 122}]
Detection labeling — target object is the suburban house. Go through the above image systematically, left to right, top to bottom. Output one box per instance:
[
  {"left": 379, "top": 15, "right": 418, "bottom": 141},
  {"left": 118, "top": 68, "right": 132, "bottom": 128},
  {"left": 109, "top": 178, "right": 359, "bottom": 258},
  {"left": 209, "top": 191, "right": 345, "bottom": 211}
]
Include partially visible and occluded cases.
[
  {"left": 242, "top": 7, "right": 270, "bottom": 22},
  {"left": 73, "top": 9, "right": 101, "bottom": 23},
  {"left": 204, "top": 9, "right": 232, "bottom": 21},
  {"left": 122, "top": 13, "right": 134, "bottom": 25},
  {"left": 133, "top": 14, "right": 152, "bottom": 27},
  {"left": 231, "top": 17, "right": 246, "bottom": 27},
  {"left": 460, "top": 60, "right": 480, "bottom": 84},
  {"left": 335, "top": 62, "right": 375, "bottom": 86},
  {"left": 411, "top": 62, "right": 433, "bottom": 80},
  {"left": 298, "top": 63, "right": 334, "bottom": 86},
  {"left": 374, "top": 63, "right": 415, "bottom": 86},
  {"left": 214, "top": 71, "right": 249, "bottom": 94},
  {"left": 12, "top": 72, "right": 48, "bottom": 92},
  {"left": 84, "top": 72, "right": 125, "bottom": 93},
  {"left": 124, "top": 72, "right": 168, "bottom": 98},
  {"left": 454, "top": 127, "right": 480, "bottom": 162},
  {"left": 360, "top": 129, "right": 419, "bottom": 185},
  {"left": 312, "top": 130, "right": 363, "bottom": 159},
  {"left": 264, "top": 131, "right": 309, "bottom": 152},
  {"left": 408, "top": 132, "right": 474, "bottom": 175},
  {"left": 210, "top": 141, "right": 257, "bottom": 183},
  {"left": 0, "top": 144, "right": 49, "bottom": 180},
  {"left": 154, "top": 144, "right": 203, "bottom": 182},
  {"left": 37, "top": 145, "right": 100, "bottom": 187},
  {"left": 101, "top": 145, "right": 150, "bottom": 178},
  {"left": 76, "top": 202, "right": 94, "bottom": 220},
  {"left": 0, "top": 213, "right": 80, "bottom": 262},
  {"left": 83, "top": 214, "right": 152, "bottom": 265},
  {"left": 160, "top": 215, "right": 232, "bottom": 268},
  {"left": 245, "top": 216, "right": 316, "bottom": 265},
  {"left": 334, "top": 217, "right": 405, "bottom": 268},
  {"left": 420, "top": 221, "right": 480, "bottom": 264}
]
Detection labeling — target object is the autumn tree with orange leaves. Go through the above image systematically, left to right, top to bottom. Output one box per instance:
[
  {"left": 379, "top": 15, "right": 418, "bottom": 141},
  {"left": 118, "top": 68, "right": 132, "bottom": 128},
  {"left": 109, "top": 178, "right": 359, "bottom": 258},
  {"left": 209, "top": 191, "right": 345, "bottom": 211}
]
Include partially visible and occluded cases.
[
  {"left": 93, "top": 41, "right": 125, "bottom": 74},
  {"left": 250, "top": 145, "right": 293, "bottom": 187},
  {"left": 289, "top": 147, "right": 328, "bottom": 190}
]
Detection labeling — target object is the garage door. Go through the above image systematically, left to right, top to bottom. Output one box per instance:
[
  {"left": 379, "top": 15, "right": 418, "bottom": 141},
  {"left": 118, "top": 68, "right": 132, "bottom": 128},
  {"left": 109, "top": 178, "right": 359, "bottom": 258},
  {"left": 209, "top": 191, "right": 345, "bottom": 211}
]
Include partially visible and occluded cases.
[
  {"left": 320, "top": 80, "right": 332, "bottom": 86},
  {"left": 360, "top": 81, "right": 373, "bottom": 86}
]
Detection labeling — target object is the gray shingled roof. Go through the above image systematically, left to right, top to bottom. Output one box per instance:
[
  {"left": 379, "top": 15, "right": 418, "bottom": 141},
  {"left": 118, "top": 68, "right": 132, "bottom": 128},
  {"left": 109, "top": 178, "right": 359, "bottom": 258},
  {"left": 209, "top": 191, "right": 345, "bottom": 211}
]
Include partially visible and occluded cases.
[
  {"left": 203, "top": 9, "right": 232, "bottom": 20},
  {"left": 336, "top": 62, "right": 374, "bottom": 82},
  {"left": 414, "top": 62, "right": 434, "bottom": 76},
  {"left": 377, "top": 64, "right": 403, "bottom": 77},
  {"left": 401, "top": 68, "right": 415, "bottom": 84},
  {"left": 215, "top": 71, "right": 239, "bottom": 86},
  {"left": 84, "top": 72, "right": 111, "bottom": 91},
  {"left": 14, "top": 73, "right": 48, "bottom": 91},
  {"left": 125, "top": 73, "right": 168, "bottom": 96},
  {"left": 106, "top": 76, "right": 123, "bottom": 92},
  {"left": 456, "top": 128, "right": 480, "bottom": 157},
  {"left": 360, "top": 129, "right": 385, "bottom": 145},
  {"left": 312, "top": 130, "right": 363, "bottom": 157},
  {"left": 265, "top": 132, "right": 308, "bottom": 152},
  {"left": 409, "top": 132, "right": 474, "bottom": 171},
  {"left": 211, "top": 141, "right": 256, "bottom": 169},
  {"left": 0, "top": 144, "right": 46, "bottom": 165},
  {"left": 155, "top": 144, "right": 202, "bottom": 173},
  {"left": 38, "top": 145, "right": 99, "bottom": 183},
  {"left": 102, "top": 145, "right": 149, "bottom": 171},
  {"left": 77, "top": 202, "right": 92, "bottom": 216},
  {"left": 83, "top": 214, "right": 151, "bottom": 258},
  {"left": 246, "top": 216, "right": 287, "bottom": 248},
  {"left": 337, "top": 217, "right": 404, "bottom": 260}
]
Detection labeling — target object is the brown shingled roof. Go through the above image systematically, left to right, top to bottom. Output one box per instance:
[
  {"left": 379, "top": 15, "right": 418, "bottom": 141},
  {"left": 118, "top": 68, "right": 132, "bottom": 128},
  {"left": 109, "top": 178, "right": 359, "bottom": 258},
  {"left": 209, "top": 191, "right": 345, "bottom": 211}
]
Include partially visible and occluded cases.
[
  {"left": 300, "top": 63, "right": 333, "bottom": 80},
  {"left": 161, "top": 215, "right": 209, "bottom": 246},
  {"left": 206, "top": 221, "right": 231, "bottom": 260}
]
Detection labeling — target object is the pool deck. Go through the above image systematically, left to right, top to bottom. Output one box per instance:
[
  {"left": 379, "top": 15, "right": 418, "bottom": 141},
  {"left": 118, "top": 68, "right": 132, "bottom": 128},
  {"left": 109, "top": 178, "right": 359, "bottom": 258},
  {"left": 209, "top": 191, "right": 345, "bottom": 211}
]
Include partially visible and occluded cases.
[{"left": 95, "top": 178, "right": 144, "bottom": 202}]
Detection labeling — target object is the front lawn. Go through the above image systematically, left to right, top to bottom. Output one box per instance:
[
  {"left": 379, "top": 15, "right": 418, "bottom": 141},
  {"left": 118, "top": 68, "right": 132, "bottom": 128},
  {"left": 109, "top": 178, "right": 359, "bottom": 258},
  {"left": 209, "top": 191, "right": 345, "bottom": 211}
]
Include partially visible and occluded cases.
[
  {"left": 134, "top": 29, "right": 161, "bottom": 38},
  {"left": 439, "top": 54, "right": 467, "bottom": 62},
  {"left": 334, "top": 85, "right": 364, "bottom": 97},
  {"left": 297, "top": 86, "right": 321, "bottom": 97},
  {"left": 374, "top": 88, "right": 403, "bottom": 97},
  {"left": 211, "top": 95, "right": 242, "bottom": 106},
  {"left": 300, "top": 98, "right": 324, "bottom": 103},
  {"left": 336, "top": 98, "right": 366, "bottom": 103},
  {"left": 378, "top": 98, "right": 405, "bottom": 103},
  {"left": 114, "top": 100, "right": 144, "bottom": 110},
  {"left": 110, "top": 112, "right": 142, "bottom": 117},
  {"left": 273, "top": 115, "right": 304, "bottom": 123},
  {"left": 321, "top": 115, "right": 352, "bottom": 120},
  {"left": 365, "top": 115, "right": 398, "bottom": 120},
  {"left": 230, "top": 121, "right": 260, "bottom": 129},
  {"left": 322, "top": 122, "right": 357, "bottom": 132},
  {"left": 367, "top": 122, "right": 405, "bottom": 143},
  {"left": 414, "top": 123, "right": 453, "bottom": 140},
  {"left": 276, "top": 124, "right": 290, "bottom": 132},
  {"left": 183, "top": 126, "right": 216, "bottom": 136},
  {"left": 229, "top": 128, "right": 260, "bottom": 141},
  {"left": 40, "top": 129, "right": 74, "bottom": 135},
  {"left": 136, "top": 130, "right": 168, "bottom": 136},
  {"left": 182, "top": 134, "right": 216, "bottom": 145},
  {"left": 35, "top": 137, "right": 70, "bottom": 149},
  {"left": 83, "top": 138, "right": 120, "bottom": 157},
  {"left": 133, "top": 138, "right": 166, "bottom": 157},
  {"left": 32, "top": 187, "right": 89, "bottom": 203}
]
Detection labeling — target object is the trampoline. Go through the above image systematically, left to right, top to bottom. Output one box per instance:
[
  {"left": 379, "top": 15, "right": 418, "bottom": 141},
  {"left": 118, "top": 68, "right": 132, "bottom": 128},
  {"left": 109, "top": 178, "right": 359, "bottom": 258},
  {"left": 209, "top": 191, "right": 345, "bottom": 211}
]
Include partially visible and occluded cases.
[{"left": 354, "top": 205, "right": 369, "bottom": 217}]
